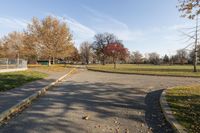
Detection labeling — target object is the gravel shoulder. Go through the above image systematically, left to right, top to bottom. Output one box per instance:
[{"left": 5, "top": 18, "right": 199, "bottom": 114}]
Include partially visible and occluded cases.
[{"left": 1, "top": 70, "right": 200, "bottom": 133}]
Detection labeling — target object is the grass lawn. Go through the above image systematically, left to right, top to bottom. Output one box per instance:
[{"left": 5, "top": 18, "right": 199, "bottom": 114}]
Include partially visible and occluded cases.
[
  {"left": 28, "top": 64, "right": 70, "bottom": 72},
  {"left": 87, "top": 64, "right": 200, "bottom": 77},
  {"left": 0, "top": 70, "right": 48, "bottom": 91},
  {"left": 166, "top": 86, "right": 200, "bottom": 133}
]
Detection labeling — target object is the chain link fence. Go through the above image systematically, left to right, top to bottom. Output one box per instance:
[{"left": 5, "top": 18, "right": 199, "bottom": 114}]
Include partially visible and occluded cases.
[{"left": 0, "top": 58, "right": 27, "bottom": 69}]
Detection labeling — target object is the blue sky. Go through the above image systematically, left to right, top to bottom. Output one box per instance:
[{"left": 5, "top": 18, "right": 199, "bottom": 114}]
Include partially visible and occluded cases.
[{"left": 0, "top": 0, "right": 195, "bottom": 56}]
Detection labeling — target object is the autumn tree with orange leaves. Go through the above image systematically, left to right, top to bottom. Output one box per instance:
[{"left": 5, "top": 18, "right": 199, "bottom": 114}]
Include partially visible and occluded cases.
[
  {"left": 0, "top": 16, "right": 75, "bottom": 65},
  {"left": 26, "top": 16, "right": 73, "bottom": 65},
  {"left": 0, "top": 31, "right": 24, "bottom": 59}
]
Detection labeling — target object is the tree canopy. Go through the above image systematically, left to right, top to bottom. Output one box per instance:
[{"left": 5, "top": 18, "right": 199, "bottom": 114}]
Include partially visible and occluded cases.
[
  {"left": 178, "top": 0, "right": 200, "bottom": 19},
  {"left": 0, "top": 16, "right": 75, "bottom": 65},
  {"left": 92, "top": 33, "right": 120, "bottom": 65},
  {"left": 104, "top": 43, "right": 129, "bottom": 68}
]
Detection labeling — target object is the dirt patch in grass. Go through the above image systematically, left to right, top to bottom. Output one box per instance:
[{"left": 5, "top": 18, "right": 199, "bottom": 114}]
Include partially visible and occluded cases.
[
  {"left": 0, "top": 70, "right": 48, "bottom": 91},
  {"left": 166, "top": 85, "right": 200, "bottom": 133}
]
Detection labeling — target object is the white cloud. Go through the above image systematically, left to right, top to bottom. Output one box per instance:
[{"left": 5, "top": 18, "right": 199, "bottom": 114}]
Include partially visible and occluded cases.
[
  {"left": 80, "top": 6, "right": 194, "bottom": 55},
  {"left": 82, "top": 6, "right": 144, "bottom": 42},
  {"left": 0, "top": 13, "right": 193, "bottom": 55},
  {"left": 45, "top": 13, "right": 96, "bottom": 45},
  {"left": 0, "top": 14, "right": 96, "bottom": 46},
  {"left": 62, "top": 16, "right": 96, "bottom": 44},
  {"left": 0, "top": 17, "right": 29, "bottom": 37},
  {"left": 0, "top": 17, "right": 29, "bottom": 29},
  {"left": 138, "top": 24, "right": 196, "bottom": 55},
  {"left": 168, "top": 24, "right": 188, "bottom": 31}
]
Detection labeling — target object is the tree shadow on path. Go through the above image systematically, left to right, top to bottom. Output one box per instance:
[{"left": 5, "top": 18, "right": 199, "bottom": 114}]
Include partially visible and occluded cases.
[{"left": 145, "top": 89, "right": 174, "bottom": 133}]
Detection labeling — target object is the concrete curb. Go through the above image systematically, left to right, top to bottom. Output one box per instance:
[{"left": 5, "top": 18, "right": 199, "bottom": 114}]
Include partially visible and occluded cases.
[
  {"left": 0, "top": 68, "right": 77, "bottom": 125},
  {"left": 87, "top": 68, "right": 200, "bottom": 78},
  {"left": 160, "top": 88, "right": 187, "bottom": 133}
]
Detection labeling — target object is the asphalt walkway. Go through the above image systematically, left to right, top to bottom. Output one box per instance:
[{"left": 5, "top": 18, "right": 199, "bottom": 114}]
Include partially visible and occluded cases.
[
  {"left": 0, "top": 69, "right": 70, "bottom": 115},
  {"left": 1, "top": 70, "right": 200, "bottom": 133}
]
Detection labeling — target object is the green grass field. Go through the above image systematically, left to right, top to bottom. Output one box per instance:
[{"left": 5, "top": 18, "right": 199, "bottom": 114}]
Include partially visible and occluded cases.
[
  {"left": 28, "top": 64, "right": 70, "bottom": 72},
  {"left": 87, "top": 64, "right": 200, "bottom": 77},
  {"left": 0, "top": 70, "right": 48, "bottom": 91},
  {"left": 166, "top": 86, "right": 200, "bottom": 133}
]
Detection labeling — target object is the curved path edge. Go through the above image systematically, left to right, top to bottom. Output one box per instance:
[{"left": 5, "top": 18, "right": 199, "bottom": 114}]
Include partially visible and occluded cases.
[
  {"left": 0, "top": 68, "right": 77, "bottom": 125},
  {"left": 87, "top": 68, "right": 200, "bottom": 78},
  {"left": 160, "top": 88, "right": 187, "bottom": 133}
]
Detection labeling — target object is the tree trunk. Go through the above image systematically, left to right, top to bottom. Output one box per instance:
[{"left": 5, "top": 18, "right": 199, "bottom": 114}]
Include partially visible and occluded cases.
[
  {"left": 194, "top": 15, "right": 198, "bottom": 72},
  {"left": 194, "top": 47, "right": 198, "bottom": 72},
  {"left": 17, "top": 53, "right": 20, "bottom": 68},
  {"left": 102, "top": 55, "right": 105, "bottom": 65},
  {"left": 53, "top": 56, "right": 55, "bottom": 65},
  {"left": 48, "top": 57, "right": 51, "bottom": 66},
  {"left": 113, "top": 57, "right": 116, "bottom": 69},
  {"left": 86, "top": 58, "right": 89, "bottom": 65},
  {"left": 102, "top": 61, "right": 105, "bottom": 65},
  {"left": 114, "top": 62, "right": 116, "bottom": 69}
]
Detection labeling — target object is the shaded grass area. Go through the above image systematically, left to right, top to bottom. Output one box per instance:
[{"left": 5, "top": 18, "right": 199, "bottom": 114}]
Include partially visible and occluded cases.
[
  {"left": 87, "top": 64, "right": 200, "bottom": 77},
  {"left": 0, "top": 70, "right": 48, "bottom": 91},
  {"left": 166, "top": 86, "right": 200, "bottom": 133}
]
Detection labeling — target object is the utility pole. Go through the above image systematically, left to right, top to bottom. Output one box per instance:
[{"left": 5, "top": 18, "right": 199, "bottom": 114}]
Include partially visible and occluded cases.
[{"left": 194, "top": 15, "right": 198, "bottom": 72}]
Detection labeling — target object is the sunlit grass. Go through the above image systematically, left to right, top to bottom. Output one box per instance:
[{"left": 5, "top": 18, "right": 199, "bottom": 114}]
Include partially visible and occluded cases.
[
  {"left": 28, "top": 64, "right": 70, "bottom": 72},
  {"left": 87, "top": 64, "right": 200, "bottom": 77},
  {"left": 0, "top": 70, "right": 48, "bottom": 91},
  {"left": 166, "top": 85, "right": 200, "bottom": 133}
]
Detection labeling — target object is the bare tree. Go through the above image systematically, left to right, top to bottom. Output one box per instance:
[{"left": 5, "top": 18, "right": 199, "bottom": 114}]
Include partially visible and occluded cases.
[
  {"left": 178, "top": 0, "right": 200, "bottom": 71},
  {"left": 92, "top": 33, "right": 120, "bottom": 65},
  {"left": 80, "top": 41, "right": 92, "bottom": 64},
  {"left": 189, "top": 45, "right": 200, "bottom": 63},
  {"left": 176, "top": 49, "right": 188, "bottom": 64},
  {"left": 131, "top": 51, "right": 143, "bottom": 64},
  {"left": 148, "top": 52, "right": 160, "bottom": 65}
]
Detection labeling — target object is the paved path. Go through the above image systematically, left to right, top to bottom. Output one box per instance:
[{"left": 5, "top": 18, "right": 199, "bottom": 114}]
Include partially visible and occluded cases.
[
  {"left": 0, "top": 69, "right": 70, "bottom": 115},
  {"left": 1, "top": 70, "right": 200, "bottom": 133}
]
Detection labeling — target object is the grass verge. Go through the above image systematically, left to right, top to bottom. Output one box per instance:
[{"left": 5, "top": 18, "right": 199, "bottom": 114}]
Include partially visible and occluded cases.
[
  {"left": 28, "top": 64, "right": 70, "bottom": 72},
  {"left": 87, "top": 64, "right": 200, "bottom": 77},
  {"left": 0, "top": 70, "right": 48, "bottom": 91},
  {"left": 166, "top": 85, "right": 200, "bottom": 133}
]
